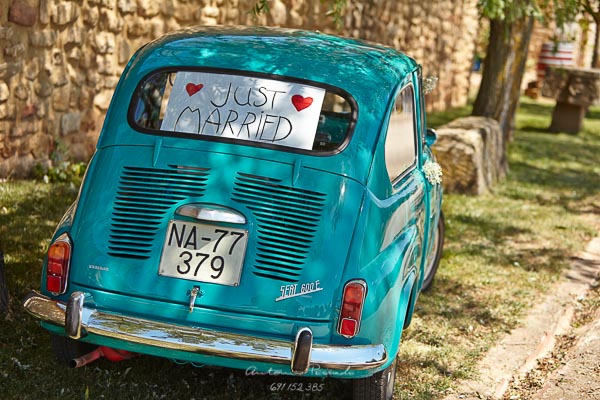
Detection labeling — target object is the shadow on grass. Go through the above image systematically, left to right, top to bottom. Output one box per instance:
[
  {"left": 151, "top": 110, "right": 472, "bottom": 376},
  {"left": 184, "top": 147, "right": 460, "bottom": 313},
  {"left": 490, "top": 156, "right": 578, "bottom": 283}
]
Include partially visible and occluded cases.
[
  {"left": 518, "top": 100, "right": 556, "bottom": 117},
  {"left": 0, "top": 182, "right": 353, "bottom": 400},
  {"left": 0, "top": 183, "right": 77, "bottom": 298}
]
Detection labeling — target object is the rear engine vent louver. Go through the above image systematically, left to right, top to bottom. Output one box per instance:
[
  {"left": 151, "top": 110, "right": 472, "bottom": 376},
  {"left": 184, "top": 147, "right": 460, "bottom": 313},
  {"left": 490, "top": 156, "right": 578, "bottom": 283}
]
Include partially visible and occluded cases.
[
  {"left": 108, "top": 165, "right": 209, "bottom": 259},
  {"left": 232, "top": 173, "right": 326, "bottom": 283}
]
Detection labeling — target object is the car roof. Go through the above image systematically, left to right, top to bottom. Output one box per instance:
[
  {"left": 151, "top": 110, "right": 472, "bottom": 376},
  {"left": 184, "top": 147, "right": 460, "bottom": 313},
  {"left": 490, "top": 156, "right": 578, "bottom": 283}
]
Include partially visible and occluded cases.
[{"left": 131, "top": 26, "right": 418, "bottom": 101}]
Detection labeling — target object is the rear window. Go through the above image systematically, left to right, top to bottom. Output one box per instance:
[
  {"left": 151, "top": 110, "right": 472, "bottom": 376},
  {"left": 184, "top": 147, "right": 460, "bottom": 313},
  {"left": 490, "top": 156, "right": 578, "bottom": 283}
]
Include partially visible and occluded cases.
[{"left": 129, "top": 70, "right": 356, "bottom": 153}]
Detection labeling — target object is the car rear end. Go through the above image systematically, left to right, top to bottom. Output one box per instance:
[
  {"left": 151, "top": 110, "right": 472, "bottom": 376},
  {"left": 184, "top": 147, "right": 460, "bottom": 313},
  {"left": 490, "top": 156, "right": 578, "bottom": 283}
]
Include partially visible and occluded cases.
[{"left": 24, "top": 27, "right": 414, "bottom": 379}]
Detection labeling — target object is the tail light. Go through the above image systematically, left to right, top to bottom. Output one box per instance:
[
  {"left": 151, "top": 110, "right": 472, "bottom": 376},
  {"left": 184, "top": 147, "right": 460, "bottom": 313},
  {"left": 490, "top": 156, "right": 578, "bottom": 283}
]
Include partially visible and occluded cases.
[
  {"left": 46, "top": 233, "right": 72, "bottom": 295},
  {"left": 337, "top": 280, "right": 367, "bottom": 338}
]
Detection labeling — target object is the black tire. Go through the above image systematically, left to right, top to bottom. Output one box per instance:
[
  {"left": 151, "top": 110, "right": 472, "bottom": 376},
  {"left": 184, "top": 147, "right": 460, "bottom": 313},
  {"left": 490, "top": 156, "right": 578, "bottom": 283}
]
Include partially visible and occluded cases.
[
  {"left": 422, "top": 211, "right": 444, "bottom": 291},
  {"left": 49, "top": 334, "right": 97, "bottom": 367},
  {"left": 352, "top": 357, "right": 397, "bottom": 400}
]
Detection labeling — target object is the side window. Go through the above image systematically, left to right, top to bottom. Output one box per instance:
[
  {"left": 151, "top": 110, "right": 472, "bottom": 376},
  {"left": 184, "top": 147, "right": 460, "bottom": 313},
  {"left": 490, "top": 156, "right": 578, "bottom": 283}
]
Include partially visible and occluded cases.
[{"left": 384, "top": 85, "right": 417, "bottom": 182}]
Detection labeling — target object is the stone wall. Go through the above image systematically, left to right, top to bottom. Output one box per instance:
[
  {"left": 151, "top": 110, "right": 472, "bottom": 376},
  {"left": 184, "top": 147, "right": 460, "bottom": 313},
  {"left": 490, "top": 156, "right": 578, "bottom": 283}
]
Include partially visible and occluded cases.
[{"left": 0, "top": 0, "right": 479, "bottom": 178}]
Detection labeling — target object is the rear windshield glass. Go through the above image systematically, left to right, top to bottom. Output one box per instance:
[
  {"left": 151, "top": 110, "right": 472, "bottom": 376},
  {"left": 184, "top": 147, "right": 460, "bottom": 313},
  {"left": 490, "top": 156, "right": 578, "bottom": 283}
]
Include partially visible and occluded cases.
[{"left": 130, "top": 70, "right": 356, "bottom": 152}]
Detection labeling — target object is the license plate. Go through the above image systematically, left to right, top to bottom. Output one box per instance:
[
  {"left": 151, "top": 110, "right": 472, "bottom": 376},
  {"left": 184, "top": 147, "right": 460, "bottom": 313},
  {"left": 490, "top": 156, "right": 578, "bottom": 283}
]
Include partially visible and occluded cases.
[{"left": 158, "top": 220, "right": 248, "bottom": 286}]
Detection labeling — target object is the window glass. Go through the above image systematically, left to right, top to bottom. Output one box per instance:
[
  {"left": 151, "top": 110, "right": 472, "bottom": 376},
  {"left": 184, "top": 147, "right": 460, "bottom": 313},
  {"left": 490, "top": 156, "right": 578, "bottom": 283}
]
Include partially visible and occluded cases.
[
  {"left": 131, "top": 70, "right": 354, "bottom": 152},
  {"left": 384, "top": 85, "right": 416, "bottom": 181}
]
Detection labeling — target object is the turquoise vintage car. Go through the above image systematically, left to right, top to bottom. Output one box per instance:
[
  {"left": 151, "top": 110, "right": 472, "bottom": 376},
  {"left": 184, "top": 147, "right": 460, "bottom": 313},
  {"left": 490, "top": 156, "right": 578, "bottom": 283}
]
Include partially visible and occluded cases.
[{"left": 23, "top": 27, "right": 443, "bottom": 400}]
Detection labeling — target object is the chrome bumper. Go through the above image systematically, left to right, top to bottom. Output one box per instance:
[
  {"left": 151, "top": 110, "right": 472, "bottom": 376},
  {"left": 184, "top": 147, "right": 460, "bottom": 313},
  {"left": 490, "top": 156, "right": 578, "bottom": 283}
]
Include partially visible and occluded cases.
[{"left": 23, "top": 291, "right": 387, "bottom": 374}]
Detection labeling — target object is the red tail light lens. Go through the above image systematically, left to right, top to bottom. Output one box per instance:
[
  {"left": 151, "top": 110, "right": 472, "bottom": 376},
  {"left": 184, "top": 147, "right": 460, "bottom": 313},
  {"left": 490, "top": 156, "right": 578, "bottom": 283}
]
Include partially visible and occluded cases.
[
  {"left": 46, "top": 234, "right": 72, "bottom": 295},
  {"left": 337, "top": 280, "right": 367, "bottom": 338}
]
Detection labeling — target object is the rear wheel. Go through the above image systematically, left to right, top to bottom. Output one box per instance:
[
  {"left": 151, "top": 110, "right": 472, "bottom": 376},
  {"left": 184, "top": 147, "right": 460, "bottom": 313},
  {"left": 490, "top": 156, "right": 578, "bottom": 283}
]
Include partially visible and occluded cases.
[
  {"left": 422, "top": 212, "right": 444, "bottom": 291},
  {"left": 49, "top": 334, "right": 97, "bottom": 367},
  {"left": 352, "top": 357, "right": 397, "bottom": 400}
]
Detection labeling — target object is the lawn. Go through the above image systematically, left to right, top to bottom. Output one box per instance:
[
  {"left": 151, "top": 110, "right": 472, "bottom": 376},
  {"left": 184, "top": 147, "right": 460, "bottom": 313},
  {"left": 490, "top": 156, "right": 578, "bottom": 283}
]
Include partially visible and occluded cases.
[{"left": 1, "top": 97, "right": 598, "bottom": 399}]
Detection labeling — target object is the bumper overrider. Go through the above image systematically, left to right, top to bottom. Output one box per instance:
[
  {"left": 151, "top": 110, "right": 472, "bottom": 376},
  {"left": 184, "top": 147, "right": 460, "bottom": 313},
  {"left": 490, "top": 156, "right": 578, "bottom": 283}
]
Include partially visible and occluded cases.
[{"left": 23, "top": 291, "right": 387, "bottom": 375}]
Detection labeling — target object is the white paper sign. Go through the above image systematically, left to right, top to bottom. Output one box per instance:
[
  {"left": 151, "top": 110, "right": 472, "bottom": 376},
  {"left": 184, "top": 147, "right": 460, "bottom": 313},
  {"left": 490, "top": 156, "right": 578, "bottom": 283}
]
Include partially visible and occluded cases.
[{"left": 160, "top": 71, "right": 326, "bottom": 150}]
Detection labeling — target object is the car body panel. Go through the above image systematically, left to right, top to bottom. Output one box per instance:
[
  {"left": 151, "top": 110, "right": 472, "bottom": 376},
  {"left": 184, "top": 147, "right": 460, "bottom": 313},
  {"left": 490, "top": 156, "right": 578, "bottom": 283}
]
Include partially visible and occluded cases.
[{"left": 26, "top": 27, "right": 443, "bottom": 380}]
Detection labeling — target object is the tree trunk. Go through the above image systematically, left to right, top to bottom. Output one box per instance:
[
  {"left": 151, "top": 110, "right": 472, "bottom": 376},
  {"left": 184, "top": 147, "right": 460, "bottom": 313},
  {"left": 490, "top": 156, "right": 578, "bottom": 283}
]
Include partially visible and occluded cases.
[
  {"left": 472, "top": 16, "right": 535, "bottom": 167},
  {"left": 592, "top": 19, "right": 600, "bottom": 68}
]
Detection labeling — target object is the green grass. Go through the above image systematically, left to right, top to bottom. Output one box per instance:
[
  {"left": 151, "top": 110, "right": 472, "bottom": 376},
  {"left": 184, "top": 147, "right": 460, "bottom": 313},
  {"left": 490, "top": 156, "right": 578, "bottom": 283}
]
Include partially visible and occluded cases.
[
  {"left": 1, "top": 97, "right": 599, "bottom": 399},
  {"left": 395, "top": 97, "right": 599, "bottom": 398}
]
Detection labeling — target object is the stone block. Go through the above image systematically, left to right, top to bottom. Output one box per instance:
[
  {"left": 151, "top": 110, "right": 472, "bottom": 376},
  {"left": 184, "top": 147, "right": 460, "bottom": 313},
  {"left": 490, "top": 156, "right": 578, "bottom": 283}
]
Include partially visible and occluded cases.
[
  {"left": 8, "top": 0, "right": 37, "bottom": 27},
  {"left": 39, "top": 0, "right": 50, "bottom": 24},
  {"left": 99, "top": 0, "right": 117, "bottom": 9},
  {"left": 118, "top": 0, "right": 137, "bottom": 14},
  {"left": 137, "top": 0, "right": 160, "bottom": 18},
  {"left": 162, "top": 0, "right": 174, "bottom": 18},
  {"left": 270, "top": 0, "right": 287, "bottom": 25},
  {"left": 52, "top": 2, "right": 79, "bottom": 25},
  {"left": 173, "top": 3, "right": 197, "bottom": 23},
  {"left": 200, "top": 5, "right": 219, "bottom": 25},
  {"left": 83, "top": 6, "right": 99, "bottom": 26},
  {"left": 100, "top": 9, "right": 123, "bottom": 33},
  {"left": 127, "top": 17, "right": 150, "bottom": 37},
  {"left": 0, "top": 27, "right": 14, "bottom": 40},
  {"left": 65, "top": 27, "right": 85, "bottom": 46},
  {"left": 30, "top": 31, "right": 57, "bottom": 47},
  {"left": 93, "top": 32, "right": 115, "bottom": 54},
  {"left": 118, "top": 40, "right": 130, "bottom": 64},
  {"left": 4, "top": 44, "right": 25, "bottom": 58},
  {"left": 67, "top": 47, "right": 82, "bottom": 63},
  {"left": 96, "top": 54, "right": 115, "bottom": 75},
  {"left": 24, "top": 59, "right": 39, "bottom": 80},
  {"left": 0, "top": 62, "right": 21, "bottom": 80},
  {"left": 67, "top": 64, "right": 86, "bottom": 86},
  {"left": 50, "top": 67, "right": 68, "bottom": 87},
  {"left": 86, "top": 70, "right": 100, "bottom": 86},
  {"left": 103, "top": 76, "right": 119, "bottom": 89},
  {"left": 34, "top": 79, "right": 53, "bottom": 98},
  {"left": 0, "top": 83, "right": 9, "bottom": 103},
  {"left": 14, "top": 84, "right": 29, "bottom": 101},
  {"left": 69, "top": 85, "right": 82, "bottom": 109},
  {"left": 52, "top": 86, "right": 71, "bottom": 111},
  {"left": 93, "top": 89, "right": 113, "bottom": 111},
  {"left": 0, "top": 103, "right": 15, "bottom": 120},
  {"left": 20, "top": 104, "right": 36, "bottom": 118},
  {"left": 61, "top": 112, "right": 82, "bottom": 135},
  {"left": 433, "top": 117, "right": 506, "bottom": 195},
  {"left": 14, "top": 118, "right": 40, "bottom": 136},
  {"left": 28, "top": 132, "right": 52, "bottom": 158},
  {"left": 70, "top": 142, "right": 93, "bottom": 161},
  {"left": 11, "top": 154, "right": 37, "bottom": 178}
]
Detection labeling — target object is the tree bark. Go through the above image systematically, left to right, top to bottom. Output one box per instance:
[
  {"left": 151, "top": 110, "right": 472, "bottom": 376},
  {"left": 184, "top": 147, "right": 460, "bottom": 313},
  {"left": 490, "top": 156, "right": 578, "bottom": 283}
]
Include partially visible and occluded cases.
[
  {"left": 472, "top": 16, "right": 535, "bottom": 168},
  {"left": 593, "top": 19, "right": 600, "bottom": 68}
]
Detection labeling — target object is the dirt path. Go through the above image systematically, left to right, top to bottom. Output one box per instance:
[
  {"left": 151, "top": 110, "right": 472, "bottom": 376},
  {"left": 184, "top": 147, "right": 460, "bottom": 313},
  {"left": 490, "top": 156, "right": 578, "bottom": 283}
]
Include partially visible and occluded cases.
[{"left": 443, "top": 233, "right": 600, "bottom": 400}]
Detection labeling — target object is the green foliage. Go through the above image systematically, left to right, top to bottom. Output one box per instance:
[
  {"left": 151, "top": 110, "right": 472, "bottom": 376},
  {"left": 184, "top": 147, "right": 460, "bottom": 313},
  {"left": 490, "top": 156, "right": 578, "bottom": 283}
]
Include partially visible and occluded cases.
[
  {"left": 249, "top": 0, "right": 269, "bottom": 19},
  {"left": 250, "top": 0, "right": 347, "bottom": 28},
  {"left": 478, "top": 0, "right": 580, "bottom": 26},
  {"left": 31, "top": 139, "right": 87, "bottom": 184},
  {"left": 33, "top": 161, "right": 87, "bottom": 184}
]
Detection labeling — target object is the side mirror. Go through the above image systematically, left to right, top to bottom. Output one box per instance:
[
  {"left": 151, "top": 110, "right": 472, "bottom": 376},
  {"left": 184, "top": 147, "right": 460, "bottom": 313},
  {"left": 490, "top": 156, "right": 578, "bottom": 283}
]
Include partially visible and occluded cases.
[{"left": 425, "top": 128, "right": 437, "bottom": 147}]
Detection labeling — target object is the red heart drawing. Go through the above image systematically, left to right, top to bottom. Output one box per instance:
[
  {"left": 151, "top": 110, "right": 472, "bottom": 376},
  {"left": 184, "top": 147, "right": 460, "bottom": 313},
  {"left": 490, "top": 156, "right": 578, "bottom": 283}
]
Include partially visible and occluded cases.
[
  {"left": 185, "top": 83, "right": 204, "bottom": 96},
  {"left": 291, "top": 95, "right": 313, "bottom": 112}
]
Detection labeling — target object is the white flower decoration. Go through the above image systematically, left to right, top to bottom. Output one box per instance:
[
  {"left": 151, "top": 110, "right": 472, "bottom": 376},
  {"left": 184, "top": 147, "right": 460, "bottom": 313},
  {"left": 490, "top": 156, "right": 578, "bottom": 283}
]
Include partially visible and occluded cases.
[{"left": 423, "top": 161, "right": 443, "bottom": 185}]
